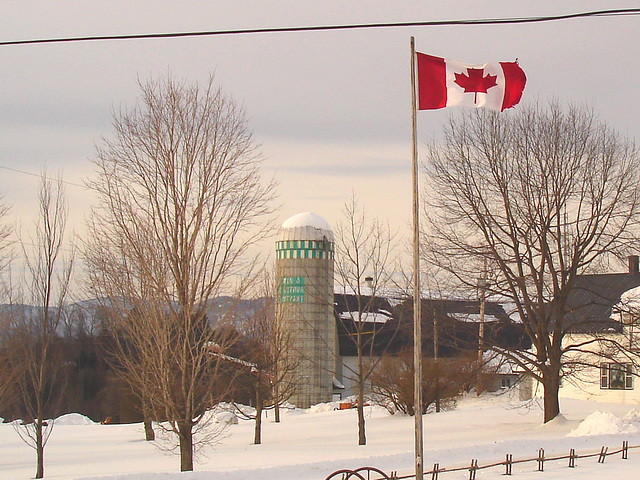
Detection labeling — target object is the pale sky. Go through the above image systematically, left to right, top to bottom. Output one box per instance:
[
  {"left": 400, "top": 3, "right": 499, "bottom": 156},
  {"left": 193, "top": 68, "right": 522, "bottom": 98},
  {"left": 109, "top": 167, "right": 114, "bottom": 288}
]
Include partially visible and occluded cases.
[{"left": 1, "top": 1, "right": 639, "bottom": 292}]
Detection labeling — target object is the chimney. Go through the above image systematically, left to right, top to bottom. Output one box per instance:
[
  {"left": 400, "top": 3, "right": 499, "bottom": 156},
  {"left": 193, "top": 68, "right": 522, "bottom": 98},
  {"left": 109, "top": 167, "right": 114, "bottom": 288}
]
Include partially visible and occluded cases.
[
  {"left": 629, "top": 255, "right": 639, "bottom": 274},
  {"left": 364, "top": 276, "right": 374, "bottom": 289}
]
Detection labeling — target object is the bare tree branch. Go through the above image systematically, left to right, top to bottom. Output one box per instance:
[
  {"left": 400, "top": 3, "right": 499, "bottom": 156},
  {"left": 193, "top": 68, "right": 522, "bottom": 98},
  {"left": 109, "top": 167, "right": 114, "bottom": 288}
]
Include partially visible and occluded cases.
[{"left": 84, "top": 74, "right": 276, "bottom": 471}]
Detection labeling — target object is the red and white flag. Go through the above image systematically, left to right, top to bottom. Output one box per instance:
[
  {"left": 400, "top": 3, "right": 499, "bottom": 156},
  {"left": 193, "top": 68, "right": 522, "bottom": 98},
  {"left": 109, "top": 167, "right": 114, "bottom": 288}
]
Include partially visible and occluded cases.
[{"left": 416, "top": 52, "right": 526, "bottom": 112}]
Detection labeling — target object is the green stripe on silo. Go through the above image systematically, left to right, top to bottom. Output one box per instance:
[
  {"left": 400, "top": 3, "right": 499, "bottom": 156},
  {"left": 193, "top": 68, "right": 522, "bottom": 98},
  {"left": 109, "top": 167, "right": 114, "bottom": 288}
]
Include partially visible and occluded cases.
[{"left": 275, "top": 241, "right": 335, "bottom": 259}]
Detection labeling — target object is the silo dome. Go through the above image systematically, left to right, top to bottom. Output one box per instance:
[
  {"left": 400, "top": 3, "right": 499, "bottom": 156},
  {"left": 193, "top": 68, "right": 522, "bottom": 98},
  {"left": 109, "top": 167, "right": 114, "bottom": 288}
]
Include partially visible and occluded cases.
[{"left": 279, "top": 212, "right": 333, "bottom": 241}]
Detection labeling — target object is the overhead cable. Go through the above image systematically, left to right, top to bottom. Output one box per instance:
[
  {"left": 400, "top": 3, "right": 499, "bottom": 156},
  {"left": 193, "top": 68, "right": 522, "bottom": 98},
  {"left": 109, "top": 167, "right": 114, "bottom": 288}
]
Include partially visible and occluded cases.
[{"left": 0, "top": 8, "right": 638, "bottom": 47}]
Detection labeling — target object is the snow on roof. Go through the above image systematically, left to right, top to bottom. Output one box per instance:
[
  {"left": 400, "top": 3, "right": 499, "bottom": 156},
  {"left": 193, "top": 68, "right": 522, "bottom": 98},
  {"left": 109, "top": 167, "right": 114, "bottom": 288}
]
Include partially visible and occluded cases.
[
  {"left": 278, "top": 212, "right": 333, "bottom": 242},
  {"left": 335, "top": 285, "right": 407, "bottom": 305},
  {"left": 619, "top": 285, "right": 640, "bottom": 309},
  {"left": 499, "top": 301, "right": 523, "bottom": 323},
  {"left": 339, "top": 311, "right": 392, "bottom": 323},
  {"left": 449, "top": 313, "right": 502, "bottom": 323},
  {"left": 482, "top": 351, "right": 519, "bottom": 375},
  {"left": 332, "top": 377, "right": 345, "bottom": 389}
]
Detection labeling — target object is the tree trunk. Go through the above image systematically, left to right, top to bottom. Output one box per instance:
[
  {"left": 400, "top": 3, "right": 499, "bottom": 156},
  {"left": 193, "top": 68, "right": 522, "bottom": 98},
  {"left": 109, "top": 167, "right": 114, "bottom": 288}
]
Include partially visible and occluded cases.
[
  {"left": 434, "top": 361, "right": 441, "bottom": 413},
  {"left": 542, "top": 370, "right": 561, "bottom": 423},
  {"left": 357, "top": 380, "right": 366, "bottom": 445},
  {"left": 274, "top": 385, "right": 281, "bottom": 423},
  {"left": 254, "top": 388, "right": 263, "bottom": 445},
  {"left": 142, "top": 400, "right": 155, "bottom": 441},
  {"left": 274, "top": 402, "right": 280, "bottom": 423},
  {"left": 357, "top": 402, "right": 366, "bottom": 445},
  {"left": 36, "top": 418, "right": 44, "bottom": 479},
  {"left": 144, "top": 420, "right": 155, "bottom": 441},
  {"left": 178, "top": 422, "right": 193, "bottom": 472}
]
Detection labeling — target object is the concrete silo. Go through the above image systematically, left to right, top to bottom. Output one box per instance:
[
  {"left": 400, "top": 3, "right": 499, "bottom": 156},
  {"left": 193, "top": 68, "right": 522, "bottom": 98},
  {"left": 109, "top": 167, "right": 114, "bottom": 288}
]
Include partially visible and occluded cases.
[{"left": 275, "top": 212, "right": 336, "bottom": 408}]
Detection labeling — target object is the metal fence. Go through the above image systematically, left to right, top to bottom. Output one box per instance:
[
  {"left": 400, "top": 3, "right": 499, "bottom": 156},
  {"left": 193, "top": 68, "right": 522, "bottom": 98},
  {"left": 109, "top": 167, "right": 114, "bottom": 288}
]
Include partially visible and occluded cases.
[{"left": 325, "top": 441, "right": 635, "bottom": 480}]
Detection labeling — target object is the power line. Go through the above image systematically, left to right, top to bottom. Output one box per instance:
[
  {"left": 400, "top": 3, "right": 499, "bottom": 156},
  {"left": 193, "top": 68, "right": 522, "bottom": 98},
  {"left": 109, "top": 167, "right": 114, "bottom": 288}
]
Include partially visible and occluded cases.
[
  {"left": 1, "top": 8, "right": 638, "bottom": 47},
  {"left": 0, "top": 165, "right": 87, "bottom": 189}
]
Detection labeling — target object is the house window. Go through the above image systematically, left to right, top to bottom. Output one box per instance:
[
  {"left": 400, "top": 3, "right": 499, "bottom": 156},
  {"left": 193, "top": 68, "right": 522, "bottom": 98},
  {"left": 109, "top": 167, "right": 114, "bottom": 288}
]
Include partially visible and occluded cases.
[
  {"left": 600, "top": 363, "right": 633, "bottom": 390},
  {"left": 500, "top": 377, "right": 512, "bottom": 389}
]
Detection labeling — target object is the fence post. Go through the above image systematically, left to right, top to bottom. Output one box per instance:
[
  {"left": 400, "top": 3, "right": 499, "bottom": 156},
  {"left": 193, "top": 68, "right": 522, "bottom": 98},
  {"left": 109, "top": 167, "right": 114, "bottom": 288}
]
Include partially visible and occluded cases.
[
  {"left": 623, "top": 441, "right": 629, "bottom": 460},
  {"left": 598, "top": 446, "right": 608, "bottom": 463},
  {"left": 569, "top": 448, "right": 576, "bottom": 468},
  {"left": 537, "top": 449, "right": 545, "bottom": 472},
  {"left": 505, "top": 453, "right": 512, "bottom": 475},
  {"left": 468, "top": 459, "right": 478, "bottom": 480},
  {"left": 431, "top": 463, "right": 439, "bottom": 480}
]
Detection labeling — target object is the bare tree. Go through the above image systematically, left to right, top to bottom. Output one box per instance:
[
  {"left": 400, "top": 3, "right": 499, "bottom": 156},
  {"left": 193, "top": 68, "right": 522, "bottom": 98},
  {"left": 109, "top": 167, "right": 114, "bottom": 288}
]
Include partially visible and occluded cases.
[
  {"left": 84, "top": 74, "right": 276, "bottom": 471},
  {"left": 425, "top": 101, "right": 640, "bottom": 422},
  {"left": 9, "top": 173, "right": 74, "bottom": 478},
  {"left": 0, "top": 193, "right": 11, "bottom": 276},
  {"left": 0, "top": 194, "right": 14, "bottom": 412},
  {"left": 334, "top": 196, "right": 397, "bottom": 445},
  {"left": 234, "top": 272, "right": 300, "bottom": 444},
  {"left": 257, "top": 272, "right": 300, "bottom": 425},
  {"left": 97, "top": 295, "right": 240, "bottom": 446},
  {"left": 99, "top": 304, "right": 161, "bottom": 441},
  {"left": 0, "top": 316, "right": 20, "bottom": 418},
  {"left": 228, "top": 336, "right": 272, "bottom": 445},
  {"left": 370, "top": 349, "right": 474, "bottom": 415}
]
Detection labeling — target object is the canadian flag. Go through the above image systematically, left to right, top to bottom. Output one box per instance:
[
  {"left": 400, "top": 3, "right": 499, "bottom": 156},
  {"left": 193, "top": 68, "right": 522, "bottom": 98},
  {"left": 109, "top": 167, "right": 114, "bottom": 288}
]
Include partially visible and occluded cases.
[{"left": 416, "top": 52, "right": 526, "bottom": 112}]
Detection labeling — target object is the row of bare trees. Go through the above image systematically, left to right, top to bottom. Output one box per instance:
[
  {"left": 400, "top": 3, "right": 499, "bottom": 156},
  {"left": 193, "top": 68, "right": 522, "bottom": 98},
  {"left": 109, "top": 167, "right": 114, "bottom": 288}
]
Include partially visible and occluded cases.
[{"left": 0, "top": 74, "right": 278, "bottom": 477}]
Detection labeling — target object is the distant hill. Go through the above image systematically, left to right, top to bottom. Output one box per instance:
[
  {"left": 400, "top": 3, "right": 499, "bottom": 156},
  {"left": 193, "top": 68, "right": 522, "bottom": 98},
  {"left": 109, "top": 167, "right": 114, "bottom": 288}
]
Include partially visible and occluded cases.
[{"left": 0, "top": 296, "right": 270, "bottom": 336}]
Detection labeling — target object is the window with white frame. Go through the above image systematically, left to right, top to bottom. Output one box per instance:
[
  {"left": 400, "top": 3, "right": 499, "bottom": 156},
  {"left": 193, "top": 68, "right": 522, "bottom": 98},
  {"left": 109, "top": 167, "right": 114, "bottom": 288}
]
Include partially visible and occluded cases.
[{"left": 600, "top": 363, "right": 633, "bottom": 390}]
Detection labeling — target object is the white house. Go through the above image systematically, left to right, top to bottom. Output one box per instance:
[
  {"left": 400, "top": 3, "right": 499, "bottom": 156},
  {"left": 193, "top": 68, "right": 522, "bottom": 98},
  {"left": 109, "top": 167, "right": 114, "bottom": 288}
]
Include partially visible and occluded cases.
[{"left": 526, "top": 256, "right": 640, "bottom": 404}]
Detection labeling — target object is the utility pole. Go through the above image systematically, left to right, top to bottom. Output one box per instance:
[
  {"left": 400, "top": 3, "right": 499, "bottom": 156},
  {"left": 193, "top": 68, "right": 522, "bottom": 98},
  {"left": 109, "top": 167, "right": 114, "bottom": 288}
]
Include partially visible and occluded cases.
[
  {"left": 410, "top": 36, "right": 423, "bottom": 480},
  {"left": 476, "top": 260, "right": 488, "bottom": 395}
]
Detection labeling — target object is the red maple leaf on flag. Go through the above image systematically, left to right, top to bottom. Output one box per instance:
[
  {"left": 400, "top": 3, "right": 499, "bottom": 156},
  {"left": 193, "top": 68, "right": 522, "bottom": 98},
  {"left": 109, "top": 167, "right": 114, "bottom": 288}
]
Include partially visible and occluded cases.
[{"left": 454, "top": 68, "right": 497, "bottom": 104}]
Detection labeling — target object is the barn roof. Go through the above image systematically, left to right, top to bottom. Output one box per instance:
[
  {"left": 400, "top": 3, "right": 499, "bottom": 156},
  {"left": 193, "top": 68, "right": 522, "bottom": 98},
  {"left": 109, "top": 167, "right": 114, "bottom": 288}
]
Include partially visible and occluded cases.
[{"left": 564, "top": 272, "right": 640, "bottom": 333}]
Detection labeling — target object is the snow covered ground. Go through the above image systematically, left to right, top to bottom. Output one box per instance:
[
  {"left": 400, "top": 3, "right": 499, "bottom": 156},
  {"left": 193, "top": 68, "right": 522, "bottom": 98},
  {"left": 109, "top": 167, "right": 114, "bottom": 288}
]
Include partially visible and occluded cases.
[{"left": 2, "top": 392, "right": 640, "bottom": 480}]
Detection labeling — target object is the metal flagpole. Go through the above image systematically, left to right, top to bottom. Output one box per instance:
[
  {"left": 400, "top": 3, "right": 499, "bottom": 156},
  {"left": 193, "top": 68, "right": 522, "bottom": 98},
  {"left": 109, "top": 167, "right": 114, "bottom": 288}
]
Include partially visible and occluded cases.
[{"left": 410, "top": 36, "right": 423, "bottom": 480}]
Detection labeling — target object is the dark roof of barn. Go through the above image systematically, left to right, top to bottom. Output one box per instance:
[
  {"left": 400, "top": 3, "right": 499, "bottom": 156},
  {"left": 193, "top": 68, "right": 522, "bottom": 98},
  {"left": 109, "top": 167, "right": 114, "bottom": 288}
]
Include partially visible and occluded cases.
[
  {"left": 564, "top": 272, "right": 640, "bottom": 333},
  {"left": 334, "top": 293, "right": 531, "bottom": 357},
  {"left": 334, "top": 293, "right": 402, "bottom": 357},
  {"left": 334, "top": 293, "right": 395, "bottom": 316},
  {"left": 420, "top": 298, "right": 512, "bottom": 321}
]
